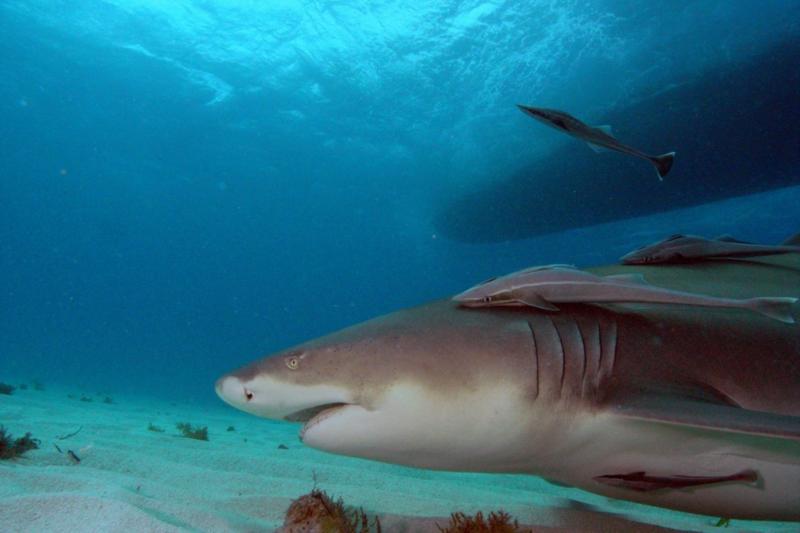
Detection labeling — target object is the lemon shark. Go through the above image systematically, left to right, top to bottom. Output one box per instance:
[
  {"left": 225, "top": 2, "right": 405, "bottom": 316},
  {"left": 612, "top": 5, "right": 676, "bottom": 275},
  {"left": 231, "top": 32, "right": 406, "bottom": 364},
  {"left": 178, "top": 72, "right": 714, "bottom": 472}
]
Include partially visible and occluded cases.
[{"left": 216, "top": 254, "right": 800, "bottom": 520}]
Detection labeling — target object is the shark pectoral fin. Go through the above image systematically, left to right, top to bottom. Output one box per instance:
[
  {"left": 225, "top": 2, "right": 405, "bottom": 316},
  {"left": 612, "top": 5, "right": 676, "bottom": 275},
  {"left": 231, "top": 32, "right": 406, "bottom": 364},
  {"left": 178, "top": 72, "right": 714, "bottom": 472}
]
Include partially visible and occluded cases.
[
  {"left": 586, "top": 141, "right": 610, "bottom": 153},
  {"left": 605, "top": 273, "right": 649, "bottom": 284},
  {"left": 516, "top": 292, "right": 560, "bottom": 311},
  {"left": 747, "top": 296, "right": 798, "bottom": 324},
  {"left": 609, "top": 393, "right": 800, "bottom": 441},
  {"left": 593, "top": 470, "right": 758, "bottom": 492},
  {"left": 543, "top": 477, "right": 573, "bottom": 488}
]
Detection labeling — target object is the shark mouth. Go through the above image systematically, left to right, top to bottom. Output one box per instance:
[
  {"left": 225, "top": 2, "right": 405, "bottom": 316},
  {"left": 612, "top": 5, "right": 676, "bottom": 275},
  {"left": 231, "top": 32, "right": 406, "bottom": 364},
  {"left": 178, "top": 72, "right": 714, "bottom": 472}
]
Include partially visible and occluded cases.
[{"left": 286, "top": 403, "right": 350, "bottom": 437}]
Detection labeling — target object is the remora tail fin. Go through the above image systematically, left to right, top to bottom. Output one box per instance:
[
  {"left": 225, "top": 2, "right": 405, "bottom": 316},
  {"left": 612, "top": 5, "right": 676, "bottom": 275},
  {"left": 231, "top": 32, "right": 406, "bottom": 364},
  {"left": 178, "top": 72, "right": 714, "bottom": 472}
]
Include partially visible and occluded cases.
[
  {"left": 651, "top": 151, "right": 676, "bottom": 180},
  {"left": 748, "top": 297, "right": 798, "bottom": 324}
]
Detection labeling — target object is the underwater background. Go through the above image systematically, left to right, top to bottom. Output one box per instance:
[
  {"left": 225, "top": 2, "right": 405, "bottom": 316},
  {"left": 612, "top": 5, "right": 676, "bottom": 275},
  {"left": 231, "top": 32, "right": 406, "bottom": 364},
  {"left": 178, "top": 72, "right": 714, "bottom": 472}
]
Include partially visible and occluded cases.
[
  {"left": 1, "top": 0, "right": 799, "bottom": 441},
  {"left": 2, "top": 1, "right": 800, "bottom": 531}
]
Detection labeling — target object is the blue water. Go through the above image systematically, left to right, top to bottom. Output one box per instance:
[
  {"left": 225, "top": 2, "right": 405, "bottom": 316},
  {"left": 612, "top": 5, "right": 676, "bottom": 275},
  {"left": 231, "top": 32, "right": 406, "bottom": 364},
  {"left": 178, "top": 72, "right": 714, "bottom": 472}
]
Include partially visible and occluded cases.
[{"left": 1, "top": 0, "right": 798, "bottom": 406}]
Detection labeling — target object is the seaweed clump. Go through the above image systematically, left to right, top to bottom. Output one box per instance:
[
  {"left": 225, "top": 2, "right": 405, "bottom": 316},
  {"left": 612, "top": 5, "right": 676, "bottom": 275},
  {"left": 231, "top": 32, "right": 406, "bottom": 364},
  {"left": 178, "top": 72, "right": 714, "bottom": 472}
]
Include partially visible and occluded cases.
[
  {"left": 0, "top": 383, "right": 16, "bottom": 395},
  {"left": 176, "top": 422, "right": 208, "bottom": 441},
  {"left": 147, "top": 423, "right": 165, "bottom": 433},
  {"left": 0, "top": 426, "right": 40, "bottom": 460},
  {"left": 279, "top": 488, "right": 380, "bottom": 533},
  {"left": 437, "top": 511, "right": 530, "bottom": 533}
]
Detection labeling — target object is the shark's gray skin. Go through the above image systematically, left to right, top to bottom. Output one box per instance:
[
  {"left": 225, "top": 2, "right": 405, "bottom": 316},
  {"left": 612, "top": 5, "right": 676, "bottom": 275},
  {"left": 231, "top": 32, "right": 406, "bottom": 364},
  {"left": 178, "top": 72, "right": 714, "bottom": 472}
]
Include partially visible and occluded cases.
[
  {"left": 517, "top": 104, "right": 675, "bottom": 180},
  {"left": 621, "top": 234, "right": 800, "bottom": 265},
  {"left": 216, "top": 254, "right": 800, "bottom": 520}
]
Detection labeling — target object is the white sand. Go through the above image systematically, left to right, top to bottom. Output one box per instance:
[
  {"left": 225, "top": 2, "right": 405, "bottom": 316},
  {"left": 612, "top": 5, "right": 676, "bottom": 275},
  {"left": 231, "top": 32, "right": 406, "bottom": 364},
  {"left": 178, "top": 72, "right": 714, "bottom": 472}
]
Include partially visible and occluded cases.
[{"left": 0, "top": 386, "right": 796, "bottom": 532}]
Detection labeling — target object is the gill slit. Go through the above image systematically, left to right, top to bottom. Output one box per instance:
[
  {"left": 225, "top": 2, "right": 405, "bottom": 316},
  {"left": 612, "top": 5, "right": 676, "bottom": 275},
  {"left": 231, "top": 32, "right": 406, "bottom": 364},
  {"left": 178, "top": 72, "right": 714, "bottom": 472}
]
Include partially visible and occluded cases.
[
  {"left": 551, "top": 317, "right": 566, "bottom": 398},
  {"left": 574, "top": 317, "right": 588, "bottom": 393},
  {"left": 597, "top": 319, "right": 605, "bottom": 373},
  {"left": 609, "top": 319, "right": 618, "bottom": 377},
  {"left": 526, "top": 320, "right": 539, "bottom": 400}
]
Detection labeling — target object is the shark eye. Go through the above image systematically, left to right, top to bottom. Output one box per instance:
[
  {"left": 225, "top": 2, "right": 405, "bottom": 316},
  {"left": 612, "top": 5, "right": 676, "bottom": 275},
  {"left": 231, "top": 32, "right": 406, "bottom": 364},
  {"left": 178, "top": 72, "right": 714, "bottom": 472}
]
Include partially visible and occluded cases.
[
  {"left": 482, "top": 295, "right": 493, "bottom": 303},
  {"left": 286, "top": 357, "right": 299, "bottom": 370},
  {"left": 244, "top": 388, "right": 254, "bottom": 401}
]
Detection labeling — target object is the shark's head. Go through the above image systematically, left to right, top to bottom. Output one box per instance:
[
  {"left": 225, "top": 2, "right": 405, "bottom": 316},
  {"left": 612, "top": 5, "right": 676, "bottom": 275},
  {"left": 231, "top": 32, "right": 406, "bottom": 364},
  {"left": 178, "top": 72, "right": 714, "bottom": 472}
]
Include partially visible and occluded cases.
[{"left": 216, "top": 301, "right": 566, "bottom": 472}]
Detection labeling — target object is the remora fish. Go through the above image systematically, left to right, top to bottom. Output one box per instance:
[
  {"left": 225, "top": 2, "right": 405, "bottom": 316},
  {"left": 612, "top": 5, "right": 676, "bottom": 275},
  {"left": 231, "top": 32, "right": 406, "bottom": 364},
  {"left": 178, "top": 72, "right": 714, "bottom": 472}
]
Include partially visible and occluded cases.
[
  {"left": 517, "top": 104, "right": 676, "bottom": 180},
  {"left": 621, "top": 233, "right": 800, "bottom": 265},
  {"left": 216, "top": 255, "right": 800, "bottom": 520},
  {"left": 453, "top": 265, "right": 797, "bottom": 324},
  {"left": 594, "top": 470, "right": 758, "bottom": 492}
]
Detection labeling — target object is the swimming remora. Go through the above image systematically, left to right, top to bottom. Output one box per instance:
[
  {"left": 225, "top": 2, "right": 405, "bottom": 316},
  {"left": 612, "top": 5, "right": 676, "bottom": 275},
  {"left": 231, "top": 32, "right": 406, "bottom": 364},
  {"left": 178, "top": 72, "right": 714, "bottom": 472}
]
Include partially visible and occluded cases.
[
  {"left": 517, "top": 104, "right": 676, "bottom": 180},
  {"left": 216, "top": 254, "right": 800, "bottom": 521}
]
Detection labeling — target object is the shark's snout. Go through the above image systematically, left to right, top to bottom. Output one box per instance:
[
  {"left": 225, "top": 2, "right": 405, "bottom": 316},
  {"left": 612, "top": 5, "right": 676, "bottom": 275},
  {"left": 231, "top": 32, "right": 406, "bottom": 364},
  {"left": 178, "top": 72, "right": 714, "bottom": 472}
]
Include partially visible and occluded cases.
[
  {"left": 215, "top": 366, "right": 357, "bottom": 423},
  {"left": 215, "top": 375, "right": 245, "bottom": 407}
]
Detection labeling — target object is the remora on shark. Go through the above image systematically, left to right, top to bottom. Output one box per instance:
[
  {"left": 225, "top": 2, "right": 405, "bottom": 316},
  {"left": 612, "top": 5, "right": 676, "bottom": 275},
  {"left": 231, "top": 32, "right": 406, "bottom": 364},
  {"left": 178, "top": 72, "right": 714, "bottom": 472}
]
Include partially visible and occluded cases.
[{"left": 217, "top": 253, "right": 800, "bottom": 521}]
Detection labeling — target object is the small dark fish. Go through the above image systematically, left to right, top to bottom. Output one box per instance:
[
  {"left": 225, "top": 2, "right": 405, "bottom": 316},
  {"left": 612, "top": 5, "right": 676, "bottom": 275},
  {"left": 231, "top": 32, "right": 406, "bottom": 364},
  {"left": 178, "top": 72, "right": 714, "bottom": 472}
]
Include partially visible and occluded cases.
[
  {"left": 517, "top": 104, "right": 676, "bottom": 180},
  {"left": 621, "top": 234, "right": 800, "bottom": 265},
  {"left": 57, "top": 425, "right": 82, "bottom": 440},
  {"left": 67, "top": 450, "right": 81, "bottom": 464},
  {"left": 594, "top": 469, "right": 758, "bottom": 492}
]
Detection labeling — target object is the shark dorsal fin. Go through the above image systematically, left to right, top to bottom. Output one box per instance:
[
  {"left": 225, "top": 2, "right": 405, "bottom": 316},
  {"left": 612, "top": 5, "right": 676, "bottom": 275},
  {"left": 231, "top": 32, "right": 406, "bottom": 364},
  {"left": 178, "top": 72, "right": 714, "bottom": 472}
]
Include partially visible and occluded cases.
[
  {"left": 782, "top": 232, "right": 800, "bottom": 246},
  {"left": 714, "top": 234, "right": 751, "bottom": 244},
  {"left": 609, "top": 393, "right": 800, "bottom": 441}
]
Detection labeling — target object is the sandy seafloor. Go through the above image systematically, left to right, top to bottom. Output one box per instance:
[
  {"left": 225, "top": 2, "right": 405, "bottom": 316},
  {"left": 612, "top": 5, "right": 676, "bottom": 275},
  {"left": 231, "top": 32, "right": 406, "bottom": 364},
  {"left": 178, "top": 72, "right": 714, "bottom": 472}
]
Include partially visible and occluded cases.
[{"left": 0, "top": 386, "right": 797, "bottom": 533}]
